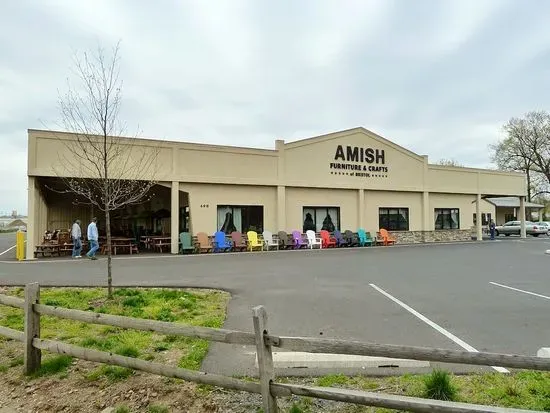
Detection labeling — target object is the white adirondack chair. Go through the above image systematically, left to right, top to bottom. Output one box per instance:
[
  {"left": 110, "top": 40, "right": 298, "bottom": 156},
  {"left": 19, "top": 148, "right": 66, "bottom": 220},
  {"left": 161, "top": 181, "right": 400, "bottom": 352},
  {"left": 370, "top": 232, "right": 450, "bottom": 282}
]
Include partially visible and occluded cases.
[
  {"left": 262, "top": 230, "right": 279, "bottom": 251},
  {"left": 306, "top": 230, "right": 322, "bottom": 249}
]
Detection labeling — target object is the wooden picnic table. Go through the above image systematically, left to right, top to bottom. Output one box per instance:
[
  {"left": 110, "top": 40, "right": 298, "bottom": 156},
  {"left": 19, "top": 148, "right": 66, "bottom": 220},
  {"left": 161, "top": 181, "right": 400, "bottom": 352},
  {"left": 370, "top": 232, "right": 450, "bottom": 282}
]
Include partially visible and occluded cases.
[
  {"left": 150, "top": 236, "right": 172, "bottom": 253},
  {"left": 100, "top": 237, "right": 138, "bottom": 255},
  {"left": 34, "top": 243, "right": 60, "bottom": 258}
]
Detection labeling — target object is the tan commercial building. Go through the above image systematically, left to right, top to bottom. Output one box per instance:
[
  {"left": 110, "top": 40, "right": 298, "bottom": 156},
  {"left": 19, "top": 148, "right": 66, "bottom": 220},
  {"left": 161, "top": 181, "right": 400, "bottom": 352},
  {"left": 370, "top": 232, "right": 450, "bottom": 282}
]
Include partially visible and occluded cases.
[{"left": 26, "top": 127, "right": 528, "bottom": 258}]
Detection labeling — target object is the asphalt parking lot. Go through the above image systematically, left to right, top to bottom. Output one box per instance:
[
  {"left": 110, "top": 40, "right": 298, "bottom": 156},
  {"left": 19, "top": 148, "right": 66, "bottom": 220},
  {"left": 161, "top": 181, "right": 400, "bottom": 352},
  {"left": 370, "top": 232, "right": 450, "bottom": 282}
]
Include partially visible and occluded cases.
[{"left": 1, "top": 236, "right": 549, "bottom": 377}]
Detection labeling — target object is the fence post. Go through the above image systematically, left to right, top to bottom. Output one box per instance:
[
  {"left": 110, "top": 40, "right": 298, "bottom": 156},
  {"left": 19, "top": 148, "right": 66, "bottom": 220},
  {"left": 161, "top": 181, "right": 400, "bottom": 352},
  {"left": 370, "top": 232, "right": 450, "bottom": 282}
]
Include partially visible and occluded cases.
[
  {"left": 24, "top": 283, "right": 41, "bottom": 374},
  {"left": 253, "top": 305, "right": 278, "bottom": 413}
]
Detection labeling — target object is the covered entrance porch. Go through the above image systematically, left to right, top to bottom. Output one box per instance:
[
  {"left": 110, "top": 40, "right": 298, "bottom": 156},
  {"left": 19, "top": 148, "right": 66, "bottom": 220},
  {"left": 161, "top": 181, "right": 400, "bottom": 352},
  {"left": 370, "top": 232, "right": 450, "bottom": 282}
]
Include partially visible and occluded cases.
[{"left": 26, "top": 178, "right": 189, "bottom": 259}]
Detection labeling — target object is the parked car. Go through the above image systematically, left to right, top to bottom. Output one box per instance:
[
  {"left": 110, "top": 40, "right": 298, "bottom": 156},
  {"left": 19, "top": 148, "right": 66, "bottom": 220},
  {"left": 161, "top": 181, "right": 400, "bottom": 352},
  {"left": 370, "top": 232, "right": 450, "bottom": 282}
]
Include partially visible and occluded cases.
[
  {"left": 494, "top": 221, "right": 547, "bottom": 237},
  {"left": 536, "top": 221, "right": 550, "bottom": 235}
]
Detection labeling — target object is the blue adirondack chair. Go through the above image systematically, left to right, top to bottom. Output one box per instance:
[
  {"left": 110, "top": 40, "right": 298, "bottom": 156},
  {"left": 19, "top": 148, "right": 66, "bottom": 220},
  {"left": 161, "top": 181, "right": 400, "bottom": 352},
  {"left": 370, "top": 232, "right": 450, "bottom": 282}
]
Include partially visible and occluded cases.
[
  {"left": 357, "top": 229, "right": 373, "bottom": 247},
  {"left": 213, "top": 231, "right": 232, "bottom": 252}
]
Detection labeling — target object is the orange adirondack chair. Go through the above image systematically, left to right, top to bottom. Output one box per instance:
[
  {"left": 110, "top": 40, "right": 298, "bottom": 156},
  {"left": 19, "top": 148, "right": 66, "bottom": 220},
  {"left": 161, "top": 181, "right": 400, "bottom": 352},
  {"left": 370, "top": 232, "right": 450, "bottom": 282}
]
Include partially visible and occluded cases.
[
  {"left": 379, "top": 228, "right": 396, "bottom": 246},
  {"left": 196, "top": 232, "right": 212, "bottom": 253}
]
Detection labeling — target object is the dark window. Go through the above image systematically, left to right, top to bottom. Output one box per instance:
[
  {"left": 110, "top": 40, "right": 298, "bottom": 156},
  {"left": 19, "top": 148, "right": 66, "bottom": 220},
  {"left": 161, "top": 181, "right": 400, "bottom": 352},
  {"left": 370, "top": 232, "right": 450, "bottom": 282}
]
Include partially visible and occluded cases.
[
  {"left": 217, "top": 205, "right": 264, "bottom": 234},
  {"left": 303, "top": 207, "right": 340, "bottom": 232},
  {"left": 379, "top": 208, "right": 409, "bottom": 231},
  {"left": 435, "top": 208, "right": 460, "bottom": 230},
  {"left": 474, "top": 213, "right": 492, "bottom": 226},
  {"left": 505, "top": 213, "right": 515, "bottom": 222}
]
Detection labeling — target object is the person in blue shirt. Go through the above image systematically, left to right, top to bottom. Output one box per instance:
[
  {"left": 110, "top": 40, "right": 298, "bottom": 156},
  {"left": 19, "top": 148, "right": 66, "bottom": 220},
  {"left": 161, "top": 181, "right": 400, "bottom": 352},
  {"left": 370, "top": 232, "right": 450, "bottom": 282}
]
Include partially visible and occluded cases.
[{"left": 86, "top": 217, "right": 99, "bottom": 260}]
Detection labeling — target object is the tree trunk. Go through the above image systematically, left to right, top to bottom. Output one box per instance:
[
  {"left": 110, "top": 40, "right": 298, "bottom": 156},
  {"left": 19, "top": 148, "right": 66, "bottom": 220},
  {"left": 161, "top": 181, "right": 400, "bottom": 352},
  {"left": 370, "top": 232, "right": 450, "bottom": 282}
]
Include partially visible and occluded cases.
[
  {"left": 526, "top": 170, "right": 532, "bottom": 202},
  {"left": 105, "top": 205, "right": 113, "bottom": 298}
]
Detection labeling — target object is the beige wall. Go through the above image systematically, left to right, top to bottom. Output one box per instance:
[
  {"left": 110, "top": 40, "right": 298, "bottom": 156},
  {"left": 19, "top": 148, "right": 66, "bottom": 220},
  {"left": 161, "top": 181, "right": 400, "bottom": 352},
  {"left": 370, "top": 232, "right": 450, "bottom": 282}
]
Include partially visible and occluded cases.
[
  {"left": 29, "top": 128, "right": 526, "bottom": 196},
  {"left": 177, "top": 148, "right": 277, "bottom": 184},
  {"left": 181, "top": 183, "right": 277, "bottom": 234},
  {"left": 285, "top": 187, "right": 358, "bottom": 232},
  {"left": 364, "top": 190, "right": 423, "bottom": 233},
  {"left": 429, "top": 193, "right": 476, "bottom": 230}
]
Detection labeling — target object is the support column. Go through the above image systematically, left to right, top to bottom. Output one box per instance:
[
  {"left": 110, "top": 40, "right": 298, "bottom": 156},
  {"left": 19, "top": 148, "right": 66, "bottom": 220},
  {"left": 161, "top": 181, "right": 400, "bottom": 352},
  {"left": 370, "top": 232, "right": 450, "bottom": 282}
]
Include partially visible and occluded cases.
[
  {"left": 26, "top": 177, "right": 36, "bottom": 260},
  {"left": 171, "top": 181, "right": 180, "bottom": 254},
  {"left": 277, "top": 186, "right": 286, "bottom": 231},
  {"left": 358, "top": 189, "right": 364, "bottom": 229},
  {"left": 422, "top": 191, "right": 430, "bottom": 231},
  {"left": 476, "top": 193, "right": 483, "bottom": 241},
  {"left": 519, "top": 196, "right": 527, "bottom": 238}
]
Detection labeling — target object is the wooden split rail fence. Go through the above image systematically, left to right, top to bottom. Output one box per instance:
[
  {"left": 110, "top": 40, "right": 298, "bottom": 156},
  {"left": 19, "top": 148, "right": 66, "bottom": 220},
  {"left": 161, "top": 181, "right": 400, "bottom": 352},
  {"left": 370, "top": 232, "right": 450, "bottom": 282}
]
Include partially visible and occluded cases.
[{"left": 1, "top": 283, "right": 549, "bottom": 413}]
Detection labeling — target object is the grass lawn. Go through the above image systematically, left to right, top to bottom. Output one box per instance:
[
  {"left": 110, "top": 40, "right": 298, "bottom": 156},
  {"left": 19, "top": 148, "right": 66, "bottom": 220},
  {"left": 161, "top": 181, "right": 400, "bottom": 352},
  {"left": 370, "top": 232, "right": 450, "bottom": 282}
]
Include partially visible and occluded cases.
[
  {"left": 0, "top": 286, "right": 230, "bottom": 380},
  {"left": 287, "top": 371, "right": 550, "bottom": 412}
]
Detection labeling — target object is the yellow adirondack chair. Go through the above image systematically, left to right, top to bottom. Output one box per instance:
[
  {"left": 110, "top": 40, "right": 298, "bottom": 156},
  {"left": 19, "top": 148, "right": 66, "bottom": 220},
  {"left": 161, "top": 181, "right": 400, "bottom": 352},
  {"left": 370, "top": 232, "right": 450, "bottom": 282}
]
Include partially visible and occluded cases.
[{"left": 247, "top": 231, "right": 264, "bottom": 251}]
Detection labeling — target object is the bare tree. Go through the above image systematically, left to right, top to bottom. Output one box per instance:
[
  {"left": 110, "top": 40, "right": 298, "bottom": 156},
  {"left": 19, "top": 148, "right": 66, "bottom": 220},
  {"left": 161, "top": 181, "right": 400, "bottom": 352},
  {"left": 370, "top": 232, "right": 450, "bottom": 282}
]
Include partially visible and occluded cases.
[
  {"left": 54, "top": 42, "right": 158, "bottom": 298},
  {"left": 490, "top": 111, "right": 550, "bottom": 201},
  {"left": 436, "top": 159, "right": 464, "bottom": 167}
]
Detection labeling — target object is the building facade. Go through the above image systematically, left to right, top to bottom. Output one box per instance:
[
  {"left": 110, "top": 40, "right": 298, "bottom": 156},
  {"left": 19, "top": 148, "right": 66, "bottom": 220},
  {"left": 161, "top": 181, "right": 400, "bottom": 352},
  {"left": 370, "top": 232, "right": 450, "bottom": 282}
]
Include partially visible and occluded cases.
[{"left": 26, "top": 127, "right": 528, "bottom": 257}]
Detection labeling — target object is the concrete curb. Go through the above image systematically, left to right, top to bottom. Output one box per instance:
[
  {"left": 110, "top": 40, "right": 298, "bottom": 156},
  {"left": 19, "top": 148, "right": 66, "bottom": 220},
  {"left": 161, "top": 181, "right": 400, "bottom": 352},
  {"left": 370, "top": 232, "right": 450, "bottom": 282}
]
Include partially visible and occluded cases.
[{"left": 256, "top": 352, "right": 430, "bottom": 369}]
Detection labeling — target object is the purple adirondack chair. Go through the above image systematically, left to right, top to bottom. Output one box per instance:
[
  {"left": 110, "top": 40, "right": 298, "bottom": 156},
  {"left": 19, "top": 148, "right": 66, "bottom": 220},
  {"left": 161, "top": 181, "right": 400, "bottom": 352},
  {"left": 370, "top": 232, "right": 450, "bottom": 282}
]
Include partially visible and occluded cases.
[
  {"left": 292, "top": 230, "right": 306, "bottom": 249},
  {"left": 334, "top": 230, "right": 348, "bottom": 247}
]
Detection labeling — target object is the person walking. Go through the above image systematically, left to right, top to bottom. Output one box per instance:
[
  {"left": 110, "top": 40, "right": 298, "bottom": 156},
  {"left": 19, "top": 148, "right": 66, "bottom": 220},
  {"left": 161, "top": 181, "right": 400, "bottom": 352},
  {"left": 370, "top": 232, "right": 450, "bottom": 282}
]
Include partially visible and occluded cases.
[
  {"left": 86, "top": 217, "right": 99, "bottom": 260},
  {"left": 71, "top": 219, "right": 82, "bottom": 258},
  {"left": 489, "top": 219, "right": 496, "bottom": 240}
]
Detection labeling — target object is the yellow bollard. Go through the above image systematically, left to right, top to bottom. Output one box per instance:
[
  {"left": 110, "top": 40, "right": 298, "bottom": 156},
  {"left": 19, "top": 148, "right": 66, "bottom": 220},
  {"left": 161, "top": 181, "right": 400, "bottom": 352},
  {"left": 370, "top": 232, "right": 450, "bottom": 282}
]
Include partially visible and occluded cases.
[{"left": 16, "top": 230, "right": 25, "bottom": 261}]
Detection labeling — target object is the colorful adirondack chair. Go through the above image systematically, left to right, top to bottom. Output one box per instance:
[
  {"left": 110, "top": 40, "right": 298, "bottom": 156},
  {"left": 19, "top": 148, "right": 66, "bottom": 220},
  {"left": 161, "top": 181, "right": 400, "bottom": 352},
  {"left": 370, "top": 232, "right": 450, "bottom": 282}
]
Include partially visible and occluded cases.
[
  {"left": 379, "top": 228, "right": 396, "bottom": 246},
  {"left": 357, "top": 229, "right": 373, "bottom": 246},
  {"left": 262, "top": 230, "right": 279, "bottom": 251},
  {"left": 306, "top": 230, "right": 323, "bottom": 249},
  {"left": 320, "top": 230, "right": 336, "bottom": 248},
  {"left": 334, "top": 230, "right": 348, "bottom": 247},
  {"left": 344, "top": 230, "right": 359, "bottom": 246},
  {"left": 213, "top": 231, "right": 232, "bottom": 252},
  {"left": 247, "top": 231, "right": 264, "bottom": 251},
  {"left": 278, "top": 231, "right": 292, "bottom": 249},
  {"left": 292, "top": 231, "right": 307, "bottom": 249},
  {"left": 179, "top": 232, "right": 195, "bottom": 254},
  {"left": 196, "top": 232, "right": 212, "bottom": 253},
  {"left": 231, "top": 232, "right": 247, "bottom": 252}
]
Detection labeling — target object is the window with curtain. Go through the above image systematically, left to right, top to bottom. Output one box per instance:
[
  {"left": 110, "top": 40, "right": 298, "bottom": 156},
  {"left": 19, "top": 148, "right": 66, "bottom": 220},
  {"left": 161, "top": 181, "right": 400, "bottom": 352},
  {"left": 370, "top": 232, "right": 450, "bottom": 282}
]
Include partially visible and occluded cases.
[
  {"left": 217, "top": 205, "right": 263, "bottom": 234},
  {"left": 302, "top": 207, "right": 340, "bottom": 232},
  {"left": 379, "top": 208, "right": 409, "bottom": 231},
  {"left": 434, "top": 208, "right": 460, "bottom": 230}
]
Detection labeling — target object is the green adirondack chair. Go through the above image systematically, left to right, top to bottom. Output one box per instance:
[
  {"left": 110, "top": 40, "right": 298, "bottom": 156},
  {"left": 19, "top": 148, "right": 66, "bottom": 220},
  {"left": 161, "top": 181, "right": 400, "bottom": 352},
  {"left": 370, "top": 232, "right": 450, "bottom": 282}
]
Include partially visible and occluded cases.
[{"left": 179, "top": 232, "right": 196, "bottom": 254}]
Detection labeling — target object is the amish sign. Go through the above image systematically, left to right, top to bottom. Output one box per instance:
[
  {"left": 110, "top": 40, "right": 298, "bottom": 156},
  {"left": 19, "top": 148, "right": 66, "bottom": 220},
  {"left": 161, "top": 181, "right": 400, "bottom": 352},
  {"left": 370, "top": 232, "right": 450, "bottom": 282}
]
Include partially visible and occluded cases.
[{"left": 329, "top": 145, "right": 389, "bottom": 178}]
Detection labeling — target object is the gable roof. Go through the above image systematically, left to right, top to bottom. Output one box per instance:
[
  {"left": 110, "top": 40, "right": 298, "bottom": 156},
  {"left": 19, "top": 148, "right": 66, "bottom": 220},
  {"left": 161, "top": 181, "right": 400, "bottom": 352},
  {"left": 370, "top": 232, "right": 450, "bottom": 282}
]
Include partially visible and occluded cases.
[
  {"left": 283, "top": 127, "right": 426, "bottom": 162},
  {"left": 485, "top": 197, "right": 544, "bottom": 208}
]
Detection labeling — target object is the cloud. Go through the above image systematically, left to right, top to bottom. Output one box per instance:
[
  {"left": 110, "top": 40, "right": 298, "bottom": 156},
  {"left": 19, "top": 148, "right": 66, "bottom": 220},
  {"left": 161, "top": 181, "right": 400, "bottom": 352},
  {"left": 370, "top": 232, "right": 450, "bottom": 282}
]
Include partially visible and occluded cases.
[{"left": 2, "top": 0, "right": 550, "bottom": 214}]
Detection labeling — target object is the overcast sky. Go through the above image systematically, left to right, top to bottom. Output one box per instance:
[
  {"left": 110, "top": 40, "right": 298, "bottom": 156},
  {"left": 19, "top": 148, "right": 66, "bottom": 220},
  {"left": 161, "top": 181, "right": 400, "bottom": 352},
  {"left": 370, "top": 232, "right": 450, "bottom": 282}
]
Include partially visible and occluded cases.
[{"left": 2, "top": 0, "right": 550, "bottom": 215}]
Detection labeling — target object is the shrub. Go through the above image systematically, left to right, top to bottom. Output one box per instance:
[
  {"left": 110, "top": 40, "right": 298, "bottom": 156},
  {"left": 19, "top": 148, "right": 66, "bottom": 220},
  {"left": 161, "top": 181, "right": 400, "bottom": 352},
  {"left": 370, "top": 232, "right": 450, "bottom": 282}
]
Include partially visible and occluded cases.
[{"left": 423, "top": 369, "right": 457, "bottom": 401}]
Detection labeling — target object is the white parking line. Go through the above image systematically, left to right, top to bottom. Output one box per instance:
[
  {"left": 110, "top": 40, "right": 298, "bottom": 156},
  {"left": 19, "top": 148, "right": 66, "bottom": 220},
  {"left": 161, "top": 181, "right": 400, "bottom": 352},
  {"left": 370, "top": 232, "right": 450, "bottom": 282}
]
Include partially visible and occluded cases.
[
  {"left": 0, "top": 245, "right": 16, "bottom": 256},
  {"left": 490, "top": 282, "right": 550, "bottom": 301},
  {"left": 369, "top": 283, "right": 509, "bottom": 373}
]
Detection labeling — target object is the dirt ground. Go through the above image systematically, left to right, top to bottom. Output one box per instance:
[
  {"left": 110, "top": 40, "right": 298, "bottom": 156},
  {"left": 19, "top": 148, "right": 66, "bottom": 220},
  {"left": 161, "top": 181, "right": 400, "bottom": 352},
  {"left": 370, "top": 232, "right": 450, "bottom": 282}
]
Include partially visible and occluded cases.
[{"left": 0, "top": 340, "right": 266, "bottom": 413}]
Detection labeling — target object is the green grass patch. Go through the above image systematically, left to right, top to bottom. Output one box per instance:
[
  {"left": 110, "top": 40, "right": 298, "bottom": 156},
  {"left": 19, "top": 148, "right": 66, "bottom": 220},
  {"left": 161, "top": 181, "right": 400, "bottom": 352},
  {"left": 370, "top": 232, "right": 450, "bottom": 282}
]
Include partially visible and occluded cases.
[
  {"left": 0, "top": 287, "right": 230, "bottom": 382},
  {"left": 32, "top": 355, "right": 73, "bottom": 377},
  {"left": 0, "top": 364, "right": 7, "bottom": 373},
  {"left": 86, "top": 365, "right": 134, "bottom": 383},
  {"left": 312, "top": 371, "right": 550, "bottom": 410},
  {"left": 148, "top": 405, "right": 170, "bottom": 413},
  {"left": 113, "top": 406, "right": 131, "bottom": 413}
]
